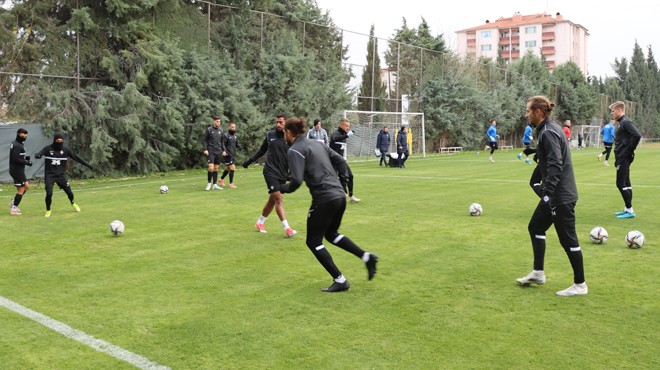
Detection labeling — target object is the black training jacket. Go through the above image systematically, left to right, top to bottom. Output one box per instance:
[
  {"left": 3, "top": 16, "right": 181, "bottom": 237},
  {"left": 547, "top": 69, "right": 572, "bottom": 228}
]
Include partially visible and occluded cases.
[
  {"left": 614, "top": 115, "right": 642, "bottom": 160},
  {"left": 534, "top": 118, "right": 578, "bottom": 205},
  {"left": 247, "top": 129, "right": 289, "bottom": 180}
]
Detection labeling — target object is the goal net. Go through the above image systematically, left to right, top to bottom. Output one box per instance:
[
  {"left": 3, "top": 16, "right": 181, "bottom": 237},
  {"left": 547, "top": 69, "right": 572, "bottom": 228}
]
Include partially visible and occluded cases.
[
  {"left": 342, "top": 110, "right": 425, "bottom": 160},
  {"left": 577, "top": 125, "right": 602, "bottom": 148}
]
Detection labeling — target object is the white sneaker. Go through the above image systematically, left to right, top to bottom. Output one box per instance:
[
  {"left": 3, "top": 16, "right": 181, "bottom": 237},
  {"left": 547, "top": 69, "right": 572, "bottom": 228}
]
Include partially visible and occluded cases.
[
  {"left": 597, "top": 153, "right": 603, "bottom": 161},
  {"left": 489, "top": 157, "right": 495, "bottom": 163},
  {"left": 604, "top": 161, "right": 609, "bottom": 167},
  {"left": 205, "top": 183, "right": 212, "bottom": 191},
  {"left": 212, "top": 184, "right": 223, "bottom": 190},
  {"left": 350, "top": 195, "right": 361, "bottom": 203},
  {"left": 516, "top": 270, "right": 546, "bottom": 285},
  {"left": 556, "top": 282, "right": 588, "bottom": 296}
]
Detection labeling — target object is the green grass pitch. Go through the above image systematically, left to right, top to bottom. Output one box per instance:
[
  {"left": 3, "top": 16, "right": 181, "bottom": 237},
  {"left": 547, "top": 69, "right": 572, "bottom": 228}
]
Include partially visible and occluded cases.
[{"left": 1, "top": 145, "right": 658, "bottom": 369}]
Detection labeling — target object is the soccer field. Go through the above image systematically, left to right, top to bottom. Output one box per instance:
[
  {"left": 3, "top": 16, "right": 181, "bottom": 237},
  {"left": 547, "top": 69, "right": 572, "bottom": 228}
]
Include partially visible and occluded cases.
[{"left": 1, "top": 146, "right": 658, "bottom": 369}]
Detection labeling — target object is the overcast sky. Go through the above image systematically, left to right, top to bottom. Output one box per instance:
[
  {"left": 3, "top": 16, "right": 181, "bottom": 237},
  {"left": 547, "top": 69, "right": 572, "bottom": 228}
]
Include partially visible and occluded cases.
[{"left": 315, "top": 0, "right": 658, "bottom": 79}]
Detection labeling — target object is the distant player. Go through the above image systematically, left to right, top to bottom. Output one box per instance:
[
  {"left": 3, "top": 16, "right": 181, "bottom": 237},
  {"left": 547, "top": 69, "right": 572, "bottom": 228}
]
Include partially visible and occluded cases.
[
  {"left": 243, "top": 114, "right": 297, "bottom": 237},
  {"left": 202, "top": 116, "right": 225, "bottom": 191},
  {"left": 280, "top": 117, "right": 378, "bottom": 292},
  {"left": 307, "top": 118, "right": 328, "bottom": 145},
  {"left": 329, "top": 118, "right": 360, "bottom": 202},
  {"left": 486, "top": 119, "right": 498, "bottom": 163},
  {"left": 598, "top": 119, "right": 616, "bottom": 166},
  {"left": 220, "top": 122, "right": 241, "bottom": 188},
  {"left": 517, "top": 122, "right": 534, "bottom": 164},
  {"left": 376, "top": 126, "right": 391, "bottom": 167},
  {"left": 8, "top": 128, "right": 33, "bottom": 215},
  {"left": 35, "top": 133, "right": 94, "bottom": 218}
]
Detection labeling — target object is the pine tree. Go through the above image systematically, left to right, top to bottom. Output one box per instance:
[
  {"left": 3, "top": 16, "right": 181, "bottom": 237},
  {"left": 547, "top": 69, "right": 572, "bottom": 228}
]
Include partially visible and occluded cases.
[{"left": 357, "top": 25, "right": 386, "bottom": 112}]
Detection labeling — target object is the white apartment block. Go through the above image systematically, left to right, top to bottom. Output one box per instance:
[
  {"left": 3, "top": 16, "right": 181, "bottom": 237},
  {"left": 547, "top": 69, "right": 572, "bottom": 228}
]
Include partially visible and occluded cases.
[{"left": 456, "top": 12, "right": 589, "bottom": 75}]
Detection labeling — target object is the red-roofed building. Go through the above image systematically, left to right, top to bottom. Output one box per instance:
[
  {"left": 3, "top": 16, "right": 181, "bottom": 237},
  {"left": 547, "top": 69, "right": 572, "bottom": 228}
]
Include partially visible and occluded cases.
[{"left": 456, "top": 12, "right": 589, "bottom": 75}]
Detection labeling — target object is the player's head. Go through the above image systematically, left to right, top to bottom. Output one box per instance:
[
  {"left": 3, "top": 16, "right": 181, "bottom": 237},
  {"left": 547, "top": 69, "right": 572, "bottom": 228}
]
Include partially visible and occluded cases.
[
  {"left": 526, "top": 96, "right": 554, "bottom": 126},
  {"left": 609, "top": 101, "right": 625, "bottom": 120},
  {"left": 276, "top": 113, "right": 288, "bottom": 131},
  {"left": 213, "top": 116, "right": 221, "bottom": 128},
  {"left": 284, "top": 117, "right": 306, "bottom": 144},
  {"left": 313, "top": 118, "right": 321, "bottom": 128},
  {"left": 339, "top": 118, "right": 351, "bottom": 132},
  {"left": 490, "top": 119, "right": 497, "bottom": 126},
  {"left": 564, "top": 120, "right": 571, "bottom": 127},
  {"left": 228, "top": 122, "right": 236, "bottom": 133},
  {"left": 383, "top": 126, "right": 388, "bottom": 133},
  {"left": 401, "top": 126, "right": 406, "bottom": 132},
  {"left": 16, "top": 128, "right": 28, "bottom": 143},
  {"left": 53, "top": 133, "right": 65, "bottom": 150}
]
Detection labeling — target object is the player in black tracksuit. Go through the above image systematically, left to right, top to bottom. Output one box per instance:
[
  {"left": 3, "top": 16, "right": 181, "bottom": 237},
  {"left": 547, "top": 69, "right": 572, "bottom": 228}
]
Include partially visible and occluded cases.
[
  {"left": 517, "top": 96, "right": 587, "bottom": 296},
  {"left": 610, "top": 101, "right": 642, "bottom": 218},
  {"left": 243, "top": 114, "right": 296, "bottom": 237},
  {"left": 202, "top": 116, "right": 225, "bottom": 190},
  {"left": 280, "top": 117, "right": 378, "bottom": 292},
  {"left": 329, "top": 118, "right": 360, "bottom": 202},
  {"left": 220, "top": 122, "right": 241, "bottom": 188},
  {"left": 8, "top": 128, "right": 33, "bottom": 215},
  {"left": 35, "top": 133, "right": 93, "bottom": 217}
]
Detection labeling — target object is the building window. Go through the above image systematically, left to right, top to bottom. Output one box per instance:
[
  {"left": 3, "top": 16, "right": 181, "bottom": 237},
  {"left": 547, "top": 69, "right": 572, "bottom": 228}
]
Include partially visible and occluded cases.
[
  {"left": 525, "top": 26, "right": 536, "bottom": 34},
  {"left": 481, "top": 31, "right": 491, "bottom": 38},
  {"left": 525, "top": 40, "right": 536, "bottom": 48},
  {"left": 481, "top": 44, "right": 492, "bottom": 51}
]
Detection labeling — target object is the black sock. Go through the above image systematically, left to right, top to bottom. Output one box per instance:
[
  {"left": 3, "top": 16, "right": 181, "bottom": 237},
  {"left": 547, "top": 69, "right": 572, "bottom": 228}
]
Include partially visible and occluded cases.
[
  {"left": 221, "top": 170, "right": 229, "bottom": 180},
  {"left": 229, "top": 170, "right": 235, "bottom": 183},
  {"left": 207, "top": 171, "right": 213, "bottom": 182},
  {"left": 212, "top": 171, "right": 218, "bottom": 184},
  {"left": 13, "top": 194, "right": 23, "bottom": 207},
  {"left": 333, "top": 235, "right": 365, "bottom": 258},
  {"left": 308, "top": 245, "right": 341, "bottom": 279},
  {"left": 566, "top": 249, "right": 585, "bottom": 284}
]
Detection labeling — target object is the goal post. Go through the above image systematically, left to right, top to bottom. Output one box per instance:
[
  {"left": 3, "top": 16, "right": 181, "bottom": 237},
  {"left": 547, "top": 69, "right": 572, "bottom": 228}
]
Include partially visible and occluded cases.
[
  {"left": 342, "top": 110, "right": 425, "bottom": 160},
  {"left": 577, "top": 125, "right": 602, "bottom": 148}
]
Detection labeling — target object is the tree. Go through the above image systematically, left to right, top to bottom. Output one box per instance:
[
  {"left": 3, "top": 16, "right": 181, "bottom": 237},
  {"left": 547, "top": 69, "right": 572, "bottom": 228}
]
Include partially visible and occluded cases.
[
  {"left": 384, "top": 18, "right": 447, "bottom": 112},
  {"left": 357, "top": 25, "right": 386, "bottom": 112},
  {"left": 550, "top": 61, "right": 598, "bottom": 125}
]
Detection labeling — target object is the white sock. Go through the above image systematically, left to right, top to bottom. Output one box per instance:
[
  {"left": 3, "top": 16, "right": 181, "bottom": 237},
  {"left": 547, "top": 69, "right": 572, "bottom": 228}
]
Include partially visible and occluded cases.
[
  {"left": 625, "top": 207, "right": 634, "bottom": 213},
  {"left": 257, "top": 215, "right": 267, "bottom": 224},
  {"left": 282, "top": 220, "right": 290, "bottom": 229},
  {"left": 361, "top": 253, "right": 370, "bottom": 262},
  {"left": 335, "top": 275, "right": 347, "bottom": 283}
]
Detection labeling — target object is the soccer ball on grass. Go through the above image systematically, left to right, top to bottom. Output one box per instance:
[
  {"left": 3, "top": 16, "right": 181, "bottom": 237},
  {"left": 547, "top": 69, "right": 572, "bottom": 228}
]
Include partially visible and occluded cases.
[
  {"left": 159, "top": 185, "right": 169, "bottom": 194},
  {"left": 468, "top": 203, "right": 483, "bottom": 216},
  {"left": 110, "top": 220, "right": 125, "bottom": 236},
  {"left": 589, "top": 226, "right": 608, "bottom": 244},
  {"left": 625, "top": 230, "right": 645, "bottom": 249}
]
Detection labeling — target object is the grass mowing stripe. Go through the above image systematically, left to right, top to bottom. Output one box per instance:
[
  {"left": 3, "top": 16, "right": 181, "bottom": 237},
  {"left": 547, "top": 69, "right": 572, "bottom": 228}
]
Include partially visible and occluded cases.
[{"left": 0, "top": 296, "right": 171, "bottom": 370}]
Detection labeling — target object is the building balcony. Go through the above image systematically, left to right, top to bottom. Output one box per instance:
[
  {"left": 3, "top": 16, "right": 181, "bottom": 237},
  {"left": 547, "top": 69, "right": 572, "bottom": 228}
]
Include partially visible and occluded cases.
[
  {"left": 542, "top": 32, "right": 555, "bottom": 41},
  {"left": 499, "top": 36, "right": 519, "bottom": 45},
  {"left": 467, "top": 39, "right": 476, "bottom": 47},
  {"left": 541, "top": 46, "right": 555, "bottom": 55},
  {"left": 501, "top": 49, "right": 520, "bottom": 59},
  {"left": 545, "top": 60, "right": 556, "bottom": 69}
]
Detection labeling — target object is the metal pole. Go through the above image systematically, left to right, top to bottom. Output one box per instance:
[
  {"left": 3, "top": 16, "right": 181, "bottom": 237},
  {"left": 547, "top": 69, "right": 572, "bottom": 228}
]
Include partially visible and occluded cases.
[
  {"left": 76, "top": 0, "right": 80, "bottom": 90},
  {"left": 207, "top": 3, "right": 211, "bottom": 55},
  {"left": 260, "top": 13, "right": 264, "bottom": 49},
  {"left": 302, "top": 22, "right": 306, "bottom": 55},
  {"left": 370, "top": 33, "right": 376, "bottom": 111},
  {"left": 396, "top": 42, "right": 401, "bottom": 115}
]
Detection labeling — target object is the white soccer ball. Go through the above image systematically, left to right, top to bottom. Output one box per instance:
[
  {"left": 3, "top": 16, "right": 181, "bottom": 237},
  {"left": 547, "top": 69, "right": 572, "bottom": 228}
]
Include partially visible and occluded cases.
[
  {"left": 159, "top": 185, "right": 169, "bottom": 194},
  {"left": 469, "top": 203, "right": 483, "bottom": 216},
  {"left": 110, "top": 220, "right": 125, "bottom": 236},
  {"left": 589, "top": 226, "right": 608, "bottom": 244},
  {"left": 625, "top": 230, "right": 645, "bottom": 249}
]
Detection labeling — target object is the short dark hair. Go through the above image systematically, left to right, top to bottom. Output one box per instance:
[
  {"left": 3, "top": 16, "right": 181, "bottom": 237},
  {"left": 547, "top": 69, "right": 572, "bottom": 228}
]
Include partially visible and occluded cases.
[
  {"left": 276, "top": 113, "right": 288, "bottom": 120},
  {"left": 284, "top": 117, "right": 306, "bottom": 136},
  {"left": 313, "top": 119, "right": 321, "bottom": 125},
  {"left": 17, "top": 128, "right": 28, "bottom": 135}
]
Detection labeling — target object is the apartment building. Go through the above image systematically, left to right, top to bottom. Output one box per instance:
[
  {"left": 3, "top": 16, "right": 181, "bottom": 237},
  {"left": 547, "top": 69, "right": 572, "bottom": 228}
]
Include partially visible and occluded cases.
[{"left": 456, "top": 12, "right": 589, "bottom": 75}]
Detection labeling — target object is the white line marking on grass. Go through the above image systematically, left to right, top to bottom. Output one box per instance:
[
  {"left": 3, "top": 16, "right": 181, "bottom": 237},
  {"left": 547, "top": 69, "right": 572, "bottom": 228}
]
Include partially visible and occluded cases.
[{"left": 0, "top": 296, "right": 170, "bottom": 370}]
